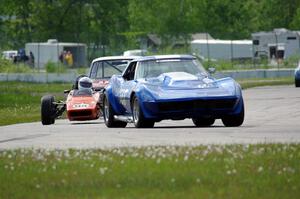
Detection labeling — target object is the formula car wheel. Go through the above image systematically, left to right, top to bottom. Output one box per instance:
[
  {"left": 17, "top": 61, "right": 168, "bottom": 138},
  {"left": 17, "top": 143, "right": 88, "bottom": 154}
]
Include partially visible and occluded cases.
[
  {"left": 295, "top": 79, "right": 300, "bottom": 87},
  {"left": 41, "top": 95, "right": 56, "bottom": 125},
  {"left": 103, "top": 95, "right": 127, "bottom": 128},
  {"left": 132, "top": 96, "right": 154, "bottom": 128},
  {"left": 222, "top": 100, "right": 244, "bottom": 127},
  {"left": 192, "top": 117, "right": 215, "bottom": 127}
]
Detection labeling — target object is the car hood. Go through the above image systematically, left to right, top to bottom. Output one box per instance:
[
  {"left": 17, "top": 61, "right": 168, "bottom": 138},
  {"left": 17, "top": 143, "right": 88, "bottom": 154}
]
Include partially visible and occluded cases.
[
  {"left": 138, "top": 72, "right": 239, "bottom": 99},
  {"left": 144, "top": 72, "right": 217, "bottom": 88}
]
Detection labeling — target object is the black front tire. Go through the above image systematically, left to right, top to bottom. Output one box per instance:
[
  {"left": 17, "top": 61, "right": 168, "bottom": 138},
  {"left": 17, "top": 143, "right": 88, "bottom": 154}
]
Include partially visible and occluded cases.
[
  {"left": 41, "top": 95, "right": 56, "bottom": 125},
  {"left": 103, "top": 95, "right": 127, "bottom": 128},
  {"left": 132, "top": 96, "right": 154, "bottom": 128},
  {"left": 222, "top": 100, "right": 244, "bottom": 127},
  {"left": 192, "top": 117, "right": 215, "bottom": 127}
]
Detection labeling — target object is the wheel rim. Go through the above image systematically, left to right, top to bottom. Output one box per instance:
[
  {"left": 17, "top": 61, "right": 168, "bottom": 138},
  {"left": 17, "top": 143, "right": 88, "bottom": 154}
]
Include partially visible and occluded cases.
[
  {"left": 104, "top": 98, "right": 109, "bottom": 122},
  {"left": 133, "top": 98, "right": 139, "bottom": 124}
]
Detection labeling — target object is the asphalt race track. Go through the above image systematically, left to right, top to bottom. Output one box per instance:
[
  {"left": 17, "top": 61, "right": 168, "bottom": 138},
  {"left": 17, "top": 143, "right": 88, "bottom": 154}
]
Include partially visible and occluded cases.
[{"left": 1, "top": 85, "right": 300, "bottom": 149}]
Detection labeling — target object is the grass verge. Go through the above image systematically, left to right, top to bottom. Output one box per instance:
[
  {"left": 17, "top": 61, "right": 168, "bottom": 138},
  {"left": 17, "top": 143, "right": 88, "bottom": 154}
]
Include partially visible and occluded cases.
[
  {"left": 0, "top": 77, "right": 294, "bottom": 126},
  {"left": 237, "top": 77, "right": 294, "bottom": 89},
  {"left": 0, "top": 82, "right": 71, "bottom": 126},
  {"left": 0, "top": 144, "right": 299, "bottom": 199}
]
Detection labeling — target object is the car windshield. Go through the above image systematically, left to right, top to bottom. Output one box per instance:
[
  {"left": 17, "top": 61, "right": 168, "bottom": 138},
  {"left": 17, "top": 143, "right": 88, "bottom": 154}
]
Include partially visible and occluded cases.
[
  {"left": 136, "top": 59, "right": 207, "bottom": 79},
  {"left": 93, "top": 60, "right": 131, "bottom": 79}
]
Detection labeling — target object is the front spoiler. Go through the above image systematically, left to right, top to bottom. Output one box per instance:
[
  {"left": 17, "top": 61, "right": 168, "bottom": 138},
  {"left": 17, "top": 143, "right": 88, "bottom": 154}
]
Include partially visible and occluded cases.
[
  {"left": 141, "top": 96, "right": 243, "bottom": 120},
  {"left": 67, "top": 107, "right": 100, "bottom": 121}
]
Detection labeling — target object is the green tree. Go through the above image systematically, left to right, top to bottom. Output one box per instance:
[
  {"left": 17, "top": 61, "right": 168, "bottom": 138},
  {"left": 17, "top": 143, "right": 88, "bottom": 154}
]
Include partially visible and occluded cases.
[{"left": 258, "top": 0, "right": 300, "bottom": 31}]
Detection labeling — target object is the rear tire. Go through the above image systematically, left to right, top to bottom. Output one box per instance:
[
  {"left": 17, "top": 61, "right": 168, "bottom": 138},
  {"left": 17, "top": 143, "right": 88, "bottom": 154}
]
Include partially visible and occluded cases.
[
  {"left": 41, "top": 95, "right": 56, "bottom": 125},
  {"left": 103, "top": 95, "right": 127, "bottom": 128},
  {"left": 132, "top": 96, "right": 154, "bottom": 128},
  {"left": 222, "top": 99, "right": 244, "bottom": 127},
  {"left": 192, "top": 117, "right": 215, "bottom": 127}
]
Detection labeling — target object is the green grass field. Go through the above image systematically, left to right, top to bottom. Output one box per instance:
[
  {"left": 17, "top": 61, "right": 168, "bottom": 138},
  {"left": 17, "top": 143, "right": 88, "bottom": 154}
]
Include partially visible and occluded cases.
[
  {"left": 238, "top": 77, "right": 294, "bottom": 89},
  {"left": 0, "top": 78, "right": 294, "bottom": 126},
  {"left": 0, "top": 80, "right": 298, "bottom": 198},
  {"left": 0, "top": 82, "right": 71, "bottom": 126},
  {"left": 0, "top": 144, "right": 299, "bottom": 199}
]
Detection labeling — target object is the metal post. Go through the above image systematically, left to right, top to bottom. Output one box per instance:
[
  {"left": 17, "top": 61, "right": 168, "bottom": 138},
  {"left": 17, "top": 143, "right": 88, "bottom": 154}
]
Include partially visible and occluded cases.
[
  {"left": 274, "top": 31, "right": 279, "bottom": 70},
  {"left": 206, "top": 32, "right": 210, "bottom": 66},
  {"left": 230, "top": 40, "right": 233, "bottom": 69},
  {"left": 252, "top": 40, "right": 255, "bottom": 69},
  {"left": 57, "top": 41, "right": 59, "bottom": 73},
  {"left": 57, "top": 41, "right": 59, "bottom": 75},
  {"left": 37, "top": 42, "right": 40, "bottom": 72}
]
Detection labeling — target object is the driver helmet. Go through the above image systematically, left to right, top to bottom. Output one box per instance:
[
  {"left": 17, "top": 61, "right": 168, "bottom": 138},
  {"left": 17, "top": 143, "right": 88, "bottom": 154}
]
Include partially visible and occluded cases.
[{"left": 78, "top": 76, "right": 93, "bottom": 90}]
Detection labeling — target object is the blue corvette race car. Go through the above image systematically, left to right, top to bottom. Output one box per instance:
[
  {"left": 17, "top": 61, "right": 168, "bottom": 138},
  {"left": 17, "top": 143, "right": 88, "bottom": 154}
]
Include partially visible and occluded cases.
[{"left": 103, "top": 55, "right": 244, "bottom": 128}]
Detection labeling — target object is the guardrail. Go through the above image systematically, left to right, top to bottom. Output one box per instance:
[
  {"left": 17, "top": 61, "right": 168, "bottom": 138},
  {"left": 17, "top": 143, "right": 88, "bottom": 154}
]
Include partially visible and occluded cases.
[
  {"left": 0, "top": 68, "right": 295, "bottom": 83},
  {"left": 216, "top": 68, "right": 295, "bottom": 79},
  {"left": 0, "top": 72, "right": 78, "bottom": 83}
]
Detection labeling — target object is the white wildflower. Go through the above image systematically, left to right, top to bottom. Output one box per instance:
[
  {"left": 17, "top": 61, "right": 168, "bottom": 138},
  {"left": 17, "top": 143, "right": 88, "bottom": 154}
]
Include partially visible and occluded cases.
[
  {"left": 184, "top": 155, "right": 189, "bottom": 161},
  {"left": 156, "top": 158, "right": 161, "bottom": 164},
  {"left": 257, "top": 166, "right": 263, "bottom": 173},
  {"left": 99, "top": 167, "right": 108, "bottom": 175},
  {"left": 277, "top": 170, "right": 282, "bottom": 175}
]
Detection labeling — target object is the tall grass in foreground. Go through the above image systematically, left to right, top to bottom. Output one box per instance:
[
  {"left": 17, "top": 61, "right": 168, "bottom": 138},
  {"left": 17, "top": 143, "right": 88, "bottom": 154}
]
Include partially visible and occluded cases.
[{"left": 0, "top": 144, "right": 299, "bottom": 199}]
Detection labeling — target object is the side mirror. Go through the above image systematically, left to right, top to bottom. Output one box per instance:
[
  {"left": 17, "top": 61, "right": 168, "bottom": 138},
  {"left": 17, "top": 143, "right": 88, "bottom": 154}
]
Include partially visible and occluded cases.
[{"left": 208, "top": 67, "right": 216, "bottom": 74}]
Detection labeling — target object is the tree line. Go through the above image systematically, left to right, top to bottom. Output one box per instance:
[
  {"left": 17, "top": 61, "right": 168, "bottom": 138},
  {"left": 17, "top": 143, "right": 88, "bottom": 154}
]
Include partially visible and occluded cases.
[{"left": 1, "top": 0, "right": 300, "bottom": 55}]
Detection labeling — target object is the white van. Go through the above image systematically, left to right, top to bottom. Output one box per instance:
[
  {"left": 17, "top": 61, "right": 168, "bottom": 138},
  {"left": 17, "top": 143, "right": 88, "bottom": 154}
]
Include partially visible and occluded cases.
[{"left": 2, "top": 50, "right": 18, "bottom": 60}]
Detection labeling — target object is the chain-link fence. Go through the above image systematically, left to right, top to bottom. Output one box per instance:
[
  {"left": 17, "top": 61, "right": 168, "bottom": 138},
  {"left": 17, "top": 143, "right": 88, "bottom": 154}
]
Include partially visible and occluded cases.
[
  {"left": 1, "top": 31, "right": 299, "bottom": 75},
  {"left": 191, "top": 32, "right": 300, "bottom": 72}
]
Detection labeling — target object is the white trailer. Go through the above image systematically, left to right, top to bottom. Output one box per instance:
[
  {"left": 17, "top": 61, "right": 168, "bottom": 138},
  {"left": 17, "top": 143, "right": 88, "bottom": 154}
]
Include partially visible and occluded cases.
[
  {"left": 252, "top": 28, "right": 300, "bottom": 60},
  {"left": 25, "top": 39, "right": 87, "bottom": 68},
  {"left": 191, "top": 39, "right": 253, "bottom": 60}
]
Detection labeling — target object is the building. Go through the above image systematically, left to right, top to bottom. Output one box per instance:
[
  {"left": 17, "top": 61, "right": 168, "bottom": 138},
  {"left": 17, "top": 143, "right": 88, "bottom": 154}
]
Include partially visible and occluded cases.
[
  {"left": 252, "top": 28, "right": 300, "bottom": 60},
  {"left": 140, "top": 33, "right": 214, "bottom": 51},
  {"left": 25, "top": 39, "right": 87, "bottom": 68},
  {"left": 191, "top": 39, "right": 253, "bottom": 61}
]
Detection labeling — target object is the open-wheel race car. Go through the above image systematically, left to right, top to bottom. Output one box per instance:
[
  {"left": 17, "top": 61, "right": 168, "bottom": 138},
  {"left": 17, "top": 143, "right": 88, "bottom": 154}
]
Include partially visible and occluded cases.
[
  {"left": 103, "top": 55, "right": 245, "bottom": 128},
  {"left": 41, "top": 56, "right": 141, "bottom": 125},
  {"left": 41, "top": 76, "right": 102, "bottom": 125}
]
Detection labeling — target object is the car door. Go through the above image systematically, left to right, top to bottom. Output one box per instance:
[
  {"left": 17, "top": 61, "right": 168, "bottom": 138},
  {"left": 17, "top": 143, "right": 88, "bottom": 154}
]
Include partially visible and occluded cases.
[{"left": 118, "top": 61, "right": 138, "bottom": 113}]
